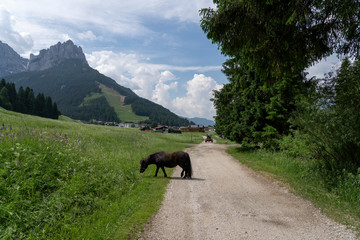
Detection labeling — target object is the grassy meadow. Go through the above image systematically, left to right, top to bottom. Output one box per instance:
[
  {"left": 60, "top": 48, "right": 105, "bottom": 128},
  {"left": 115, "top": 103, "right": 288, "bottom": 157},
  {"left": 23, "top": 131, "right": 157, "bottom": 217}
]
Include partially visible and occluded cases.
[
  {"left": 100, "top": 86, "right": 148, "bottom": 122},
  {"left": 0, "top": 107, "right": 204, "bottom": 239}
]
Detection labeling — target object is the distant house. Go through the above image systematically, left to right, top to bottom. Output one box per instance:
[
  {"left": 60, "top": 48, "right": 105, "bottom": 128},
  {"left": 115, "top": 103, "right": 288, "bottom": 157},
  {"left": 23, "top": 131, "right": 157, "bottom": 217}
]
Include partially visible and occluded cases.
[
  {"left": 119, "top": 122, "right": 139, "bottom": 128},
  {"left": 140, "top": 125, "right": 153, "bottom": 132},
  {"left": 154, "top": 125, "right": 168, "bottom": 133},
  {"left": 180, "top": 125, "right": 205, "bottom": 132},
  {"left": 189, "top": 125, "right": 205, "bottom": 132}
]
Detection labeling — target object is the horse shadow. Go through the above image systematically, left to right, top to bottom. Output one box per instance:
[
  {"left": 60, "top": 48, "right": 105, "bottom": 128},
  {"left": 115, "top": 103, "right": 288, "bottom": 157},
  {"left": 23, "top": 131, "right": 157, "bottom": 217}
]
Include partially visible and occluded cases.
[{"left": 169, "top": 177, "right": 205, "bottom": 181}]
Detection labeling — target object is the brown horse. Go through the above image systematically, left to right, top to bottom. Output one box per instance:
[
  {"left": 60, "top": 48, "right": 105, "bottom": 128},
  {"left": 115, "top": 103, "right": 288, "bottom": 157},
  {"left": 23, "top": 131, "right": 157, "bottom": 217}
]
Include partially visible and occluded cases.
[{"left": 140, "top": 151, "right": 192, "bottom": 178}]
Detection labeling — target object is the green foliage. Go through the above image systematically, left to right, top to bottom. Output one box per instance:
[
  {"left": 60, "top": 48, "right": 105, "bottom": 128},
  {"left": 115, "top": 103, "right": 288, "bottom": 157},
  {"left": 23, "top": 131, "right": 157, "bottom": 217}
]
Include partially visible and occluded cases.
[
  {"left": 200, "top": 0, "right": 360, "bottom": 82},
  {"left": 212, "top": 57, "right": 306, "bottom": 149},
  {"left": 293, "top": 58, "right": 360, "bottom": 175},
  {"left": 0, "top": 79, "right": 59, "bottom": 119},
  {"left": 72, "top": 96, "right": 120, "bottom": 122},
  {"left": 0, "top": 108, "right": 203, "bottom": 239},
  {"left": 277, "top": 131, "right": 312, "bottom": 161}
]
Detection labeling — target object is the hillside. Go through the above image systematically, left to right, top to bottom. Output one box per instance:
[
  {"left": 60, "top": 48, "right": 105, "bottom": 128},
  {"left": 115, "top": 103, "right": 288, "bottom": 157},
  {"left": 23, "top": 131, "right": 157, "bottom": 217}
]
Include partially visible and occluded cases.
[{"left": 2, "top": 41, "right": 191, "bottom": 126}]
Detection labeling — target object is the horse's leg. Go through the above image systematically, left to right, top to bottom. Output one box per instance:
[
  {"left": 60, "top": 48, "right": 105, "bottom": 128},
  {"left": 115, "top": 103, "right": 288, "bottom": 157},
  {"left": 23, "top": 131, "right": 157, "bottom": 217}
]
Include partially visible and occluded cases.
[
  {"left": 179, "top": 163, "right": 186, "bottom": 178},
  {"left": 155, "top": 165, "right": 160, "bottom": 177},
  {"left": 161, "top": 166, "right": 167, "bottom": 177}
]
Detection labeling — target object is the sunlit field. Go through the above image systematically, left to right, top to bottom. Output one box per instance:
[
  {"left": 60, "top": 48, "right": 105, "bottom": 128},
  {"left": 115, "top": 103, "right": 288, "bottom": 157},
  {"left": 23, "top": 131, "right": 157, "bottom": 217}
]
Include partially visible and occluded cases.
[{"left": 0, "top": 107, "right": 204, "bottom": 239}]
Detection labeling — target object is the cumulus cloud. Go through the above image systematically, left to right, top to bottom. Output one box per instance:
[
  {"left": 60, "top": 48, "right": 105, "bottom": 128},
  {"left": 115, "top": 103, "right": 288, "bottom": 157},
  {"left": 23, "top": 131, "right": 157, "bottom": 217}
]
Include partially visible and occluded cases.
[
  {"left": 0, "top": 7, "right": 33, "bottom": 54},
  {"left": 86, "top": 51, "right": 174, "bottom": 99},
  {"left": 152, "top": 71, "right": 178, "bottom": 106},
  {"left": 171, "top": 74, "right": 222, "bottom": 119}
]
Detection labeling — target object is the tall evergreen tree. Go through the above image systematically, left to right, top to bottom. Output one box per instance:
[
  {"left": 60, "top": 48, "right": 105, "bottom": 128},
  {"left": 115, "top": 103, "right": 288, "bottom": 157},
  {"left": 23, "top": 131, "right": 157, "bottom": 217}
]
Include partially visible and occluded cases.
[
  {"left": 200, "top": 0, "right": 360, "bottom": 82},
  {"left": 200, "top": 0, "right": 360, "bottom": 148},
  {"left": 0, "top": 78, "right": 6, "bottom": 89},
  {"left": 17, "top": 86, "right": 26, "bottom": 113},
  {"left": 0, "top": 87, "right": 11, "bottom": 110},
  {"left": 24, "top": 87, "right": 35, "bottom": 115},
  {"left": 34, "top": 93, "right": 46, "bottom": 117},
  {"left": 52, "top": 102, "right": 60, "bottom": 119}
]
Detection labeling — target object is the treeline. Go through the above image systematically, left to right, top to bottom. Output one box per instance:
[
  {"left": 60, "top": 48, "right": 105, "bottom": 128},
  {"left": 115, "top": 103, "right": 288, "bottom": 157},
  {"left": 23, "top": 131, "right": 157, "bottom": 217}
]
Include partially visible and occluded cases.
[
  {"left": 0, "top": 79, "right": 60, "bottom": 119},
  {"left": 68, "top": 96, "right": 120, "bottom": 122}
]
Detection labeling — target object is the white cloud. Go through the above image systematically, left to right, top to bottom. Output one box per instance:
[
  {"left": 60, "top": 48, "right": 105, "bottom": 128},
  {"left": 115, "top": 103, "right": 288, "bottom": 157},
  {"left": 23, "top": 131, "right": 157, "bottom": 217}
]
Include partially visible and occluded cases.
[
  {"left": 1, "top": 0, "right": 214, "bottom": 43},
  {"left": 0, "top": 7, "right": 33, "bottom": 54},
  {"left": 77, "top": 30, "right": 97, "bottom": 41},
  {"left": 86, "top": 51, "right": 172, "bottom": 99},
  {"left": 306, "top": 54, "right": 342, "bottom": 79},
  {"left": 152, "top": 71, "right": 178, "bottom": 106},
  {"left": 171, "top": 74, "right": 222, "bottom": 119}
]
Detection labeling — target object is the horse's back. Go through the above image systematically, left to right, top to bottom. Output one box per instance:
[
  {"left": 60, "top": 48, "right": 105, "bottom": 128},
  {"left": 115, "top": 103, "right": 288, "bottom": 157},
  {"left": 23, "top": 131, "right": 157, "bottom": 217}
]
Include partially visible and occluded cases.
[{"left": 172, "top": 151, "right": 189, "bottom": 161}]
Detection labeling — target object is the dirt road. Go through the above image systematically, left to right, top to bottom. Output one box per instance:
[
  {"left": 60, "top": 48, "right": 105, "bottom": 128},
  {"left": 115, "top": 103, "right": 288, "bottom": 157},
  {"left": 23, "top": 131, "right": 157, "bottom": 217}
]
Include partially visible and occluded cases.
[{"left": 140, "top": 142, "right": 357, "bottom": 240}]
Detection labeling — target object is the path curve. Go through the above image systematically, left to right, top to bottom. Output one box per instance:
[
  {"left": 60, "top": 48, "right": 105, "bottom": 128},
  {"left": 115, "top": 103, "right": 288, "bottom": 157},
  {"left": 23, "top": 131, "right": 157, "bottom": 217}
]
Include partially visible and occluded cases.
[{"left": 139, "top": 143, "right": 357, "bottom": 240}]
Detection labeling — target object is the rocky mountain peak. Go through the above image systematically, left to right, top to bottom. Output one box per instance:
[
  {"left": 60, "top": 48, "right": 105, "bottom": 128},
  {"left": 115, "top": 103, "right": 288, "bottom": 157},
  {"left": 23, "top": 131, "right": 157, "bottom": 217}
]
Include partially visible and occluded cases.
[
  {"left": 0, "top": 40, "right": 29, "bottom": 77},
  {"left": 27, "top": 40, "right": 88, "bottom": 71}
]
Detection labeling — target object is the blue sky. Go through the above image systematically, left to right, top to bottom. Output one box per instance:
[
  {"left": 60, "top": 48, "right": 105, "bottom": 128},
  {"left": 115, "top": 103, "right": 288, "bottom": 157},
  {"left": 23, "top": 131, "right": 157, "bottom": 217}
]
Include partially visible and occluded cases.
[{"left": 0, "top": 0, "right": 340, "bottom": 120}]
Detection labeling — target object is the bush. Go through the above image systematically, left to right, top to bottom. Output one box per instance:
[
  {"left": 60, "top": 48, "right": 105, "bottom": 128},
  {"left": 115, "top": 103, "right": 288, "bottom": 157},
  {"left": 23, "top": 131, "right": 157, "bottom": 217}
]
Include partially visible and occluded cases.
[
  {"left": 293, "top": 58, "right": 360, "bottom": 174},
  {"left": 278, "top": 131, "right": 312, "bottom": 161}
]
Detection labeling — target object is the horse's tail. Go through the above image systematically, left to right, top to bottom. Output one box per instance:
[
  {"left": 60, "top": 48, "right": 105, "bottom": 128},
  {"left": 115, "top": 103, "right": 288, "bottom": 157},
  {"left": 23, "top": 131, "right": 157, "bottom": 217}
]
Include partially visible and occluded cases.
[{"left": 185, "top": 152, "right": 192, "bottom": 178}]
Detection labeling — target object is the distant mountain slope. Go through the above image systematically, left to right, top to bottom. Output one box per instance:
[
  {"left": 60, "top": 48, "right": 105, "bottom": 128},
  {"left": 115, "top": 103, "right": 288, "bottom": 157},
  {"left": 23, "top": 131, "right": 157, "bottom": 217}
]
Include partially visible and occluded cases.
[
  {"left": 2, "top": 40, "right": 191, "bottom": 126},
  {"left": 0, "top": 41, "right": 28, "bottom": 77},
  {"left": 6, "top": 59, "right": 121, "bottom": 122},
  {"left": 5, "top": 60, "right": 190, "bottom": 125},
  {"left": 187, "top": 117, "right": 215, "bottom": 126}
]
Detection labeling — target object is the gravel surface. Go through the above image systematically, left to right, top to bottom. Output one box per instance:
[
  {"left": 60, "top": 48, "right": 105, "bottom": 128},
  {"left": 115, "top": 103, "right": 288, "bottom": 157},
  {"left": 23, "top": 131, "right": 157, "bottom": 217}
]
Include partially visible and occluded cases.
[{"left": 139, "top": 142, "right": 357, "bottom": 240}]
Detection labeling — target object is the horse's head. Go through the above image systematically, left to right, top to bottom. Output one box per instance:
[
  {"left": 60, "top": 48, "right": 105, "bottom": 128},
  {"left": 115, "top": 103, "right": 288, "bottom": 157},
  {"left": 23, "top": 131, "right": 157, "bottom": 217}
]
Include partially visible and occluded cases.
[{"left": 139, "top": 159, "right": 148, "bottom": 173}]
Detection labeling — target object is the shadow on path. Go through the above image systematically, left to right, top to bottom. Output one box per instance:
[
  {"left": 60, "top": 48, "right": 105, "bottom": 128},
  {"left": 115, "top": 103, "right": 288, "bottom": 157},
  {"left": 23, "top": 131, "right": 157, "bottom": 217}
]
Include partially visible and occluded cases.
[{"left": 169, "top": 177, "right": 205, "bottom": 181}]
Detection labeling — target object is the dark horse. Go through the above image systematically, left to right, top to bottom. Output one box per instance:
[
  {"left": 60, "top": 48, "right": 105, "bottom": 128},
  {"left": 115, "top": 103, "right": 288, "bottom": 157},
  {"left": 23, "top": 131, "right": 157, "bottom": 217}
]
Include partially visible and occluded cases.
[{"left": 140, "top": 151, "right": 192, "bottom": 178}]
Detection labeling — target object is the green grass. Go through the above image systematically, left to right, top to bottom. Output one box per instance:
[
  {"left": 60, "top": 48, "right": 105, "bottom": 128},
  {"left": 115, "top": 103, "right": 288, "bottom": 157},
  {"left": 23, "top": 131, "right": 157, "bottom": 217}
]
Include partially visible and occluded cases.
[
  {"left": 100, "top": 87, "right": 148, "bottom": 122},
  {"left": 0, "top": 107, "right": 203, "bottom": 239},
  {"left": 211, "top": 134, "right": 236, "bottom": 144},
  {"left": 227, "top": 147, "right": 360, "bottom": 235}
]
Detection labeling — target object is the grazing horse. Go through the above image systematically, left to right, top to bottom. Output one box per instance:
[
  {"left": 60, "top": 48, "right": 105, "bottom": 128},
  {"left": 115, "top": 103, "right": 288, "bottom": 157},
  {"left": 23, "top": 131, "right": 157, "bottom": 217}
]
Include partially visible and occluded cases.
[{"left": 140, "top": 151, "right": 192, "bottom": 178}]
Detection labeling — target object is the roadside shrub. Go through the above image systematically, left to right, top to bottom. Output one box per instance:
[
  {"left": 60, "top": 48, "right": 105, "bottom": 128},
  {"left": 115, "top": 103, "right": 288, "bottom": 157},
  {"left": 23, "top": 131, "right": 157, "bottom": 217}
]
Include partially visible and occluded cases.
[{"left": 278, "top": 131, "right": 312, "bottom": 161}]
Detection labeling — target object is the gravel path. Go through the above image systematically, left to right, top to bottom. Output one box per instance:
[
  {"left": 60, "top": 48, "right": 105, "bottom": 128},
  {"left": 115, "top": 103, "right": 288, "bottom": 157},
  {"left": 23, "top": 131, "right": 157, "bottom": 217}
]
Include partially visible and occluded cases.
[{"left": 139, "top": 142, "right": 357, "bottom": 240}]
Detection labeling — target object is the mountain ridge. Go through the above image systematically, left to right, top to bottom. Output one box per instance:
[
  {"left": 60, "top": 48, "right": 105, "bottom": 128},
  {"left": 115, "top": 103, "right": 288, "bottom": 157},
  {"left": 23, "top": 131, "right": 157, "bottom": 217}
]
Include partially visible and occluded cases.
[
  {"left": 28, "top": 40, "right": 88, "bottom": 71},
  {"left": 0, "top": 41, "right": 28, "bottom": 77}
]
